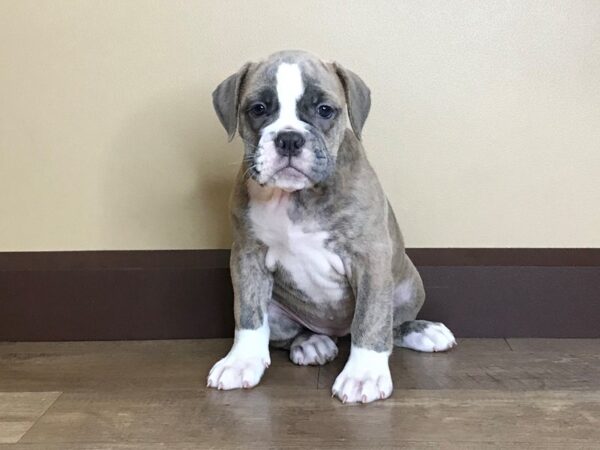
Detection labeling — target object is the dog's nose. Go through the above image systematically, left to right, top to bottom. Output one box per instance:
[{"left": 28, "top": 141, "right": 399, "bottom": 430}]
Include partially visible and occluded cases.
[{"left": 274, "top": 131, "right": 305, "bottom": 157}]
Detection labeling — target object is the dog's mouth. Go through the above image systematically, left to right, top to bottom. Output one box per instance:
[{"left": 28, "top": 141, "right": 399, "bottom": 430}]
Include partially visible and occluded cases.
[
  {"left": 260, "top": 162, "right": 316, "bottom": 192},
  {"left": 273, "top": 164, "right": 313, "bottom": 181}
]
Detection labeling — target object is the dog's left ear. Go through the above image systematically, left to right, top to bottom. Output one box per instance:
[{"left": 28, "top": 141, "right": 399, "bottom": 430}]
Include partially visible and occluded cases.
[
  {"left": 333, "top": 62, "right": 371, "bottom": 140},
  {"left": 212, "top": 63, "right": 251, "bottom": 141}
]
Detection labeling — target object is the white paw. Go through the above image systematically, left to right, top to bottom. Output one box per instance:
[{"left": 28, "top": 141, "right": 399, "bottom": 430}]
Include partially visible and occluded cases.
[
  {"left": 207, "top": 322, "right": 270, "bottom": 390},
  {"left": 401, "top": 322, "right": 457, "bottom": 352},
  {"left": 290, "top": 334, "right": 338, "bottom": 366},
  {"left": 331, "top": 345, "right": 393, "bottom": 404},
  {"left": 207, "top": 354, "right": 269, "bottom": 390}
]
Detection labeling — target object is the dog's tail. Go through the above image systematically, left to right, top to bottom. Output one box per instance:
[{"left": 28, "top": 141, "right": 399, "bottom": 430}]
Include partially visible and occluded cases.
[{"left": 394, "top": 319, "right": 457, "bottom": 352}]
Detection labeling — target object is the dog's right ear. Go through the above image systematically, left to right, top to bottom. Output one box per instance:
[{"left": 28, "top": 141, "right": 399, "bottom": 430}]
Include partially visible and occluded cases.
[{"left": 212, "top": 63, "right": 251, "bottom": 141}]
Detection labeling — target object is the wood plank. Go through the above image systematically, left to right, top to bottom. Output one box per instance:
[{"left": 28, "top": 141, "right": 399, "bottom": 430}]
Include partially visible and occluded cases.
[
  {"left": 4, "top": 338, "right": 599, "bottom": 395},
  {"left": 507, "top": 338, "right": 600, "bottom": 353},
  {"left": 2, "top": 339, "right": 599, "bottom": 448},
  {"left": 319, "top": 339, "right": 600, "bottom": 391},
  {"left": 0, "top": 340, "right": 318, "bottom": 393},
  {"left": 18, "top": 389, "right": 600, "bottom": 447},
  {"left": 0, "top": 392, "right": 60, "bottom": 444},
  {"left": 0, "top": 441, "right": 592, "bottom": 449}
]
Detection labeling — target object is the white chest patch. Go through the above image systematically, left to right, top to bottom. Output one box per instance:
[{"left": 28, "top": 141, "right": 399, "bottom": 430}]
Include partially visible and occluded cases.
[{"left": 247, "top": 185, "right": 345, "bottom": 302}]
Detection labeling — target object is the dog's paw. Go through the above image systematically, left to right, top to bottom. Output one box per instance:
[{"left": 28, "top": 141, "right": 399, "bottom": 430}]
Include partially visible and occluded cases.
[
  {"left": 399, "top": 321, "right": 456, "bottom": 352},
  {"left": 207, "top": 323, "right": 271, "bottom": 390},
  {"left": 290, "top": 334, "right": 338, "bottom": 366},
  {"left": 331, "top": 345, "right": 393, "bottom": 404},
  {"left": 207, "top": 354, "right": 270, "bottom": 390}
]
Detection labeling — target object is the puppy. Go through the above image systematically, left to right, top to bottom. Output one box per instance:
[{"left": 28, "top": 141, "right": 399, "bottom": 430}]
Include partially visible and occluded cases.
[{"left": 207, "top": 50, "right": 455, "bottom": 403}]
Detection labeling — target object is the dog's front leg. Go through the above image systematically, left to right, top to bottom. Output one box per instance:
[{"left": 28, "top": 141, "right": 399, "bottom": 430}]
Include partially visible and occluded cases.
[
  {"left": 207, "top": 242, "right": 273, "bottom": 390},
  {"left": 332, "top": 251, "right": 394, "bottom": 404}
]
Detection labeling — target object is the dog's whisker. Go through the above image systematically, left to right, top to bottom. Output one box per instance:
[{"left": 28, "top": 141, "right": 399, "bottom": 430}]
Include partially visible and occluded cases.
[
  {"left": 240, "top": 138, "right": 261, "bottom": 150},
  {"left": 241, "top": 163, "right": 258, "bottom": 179}
]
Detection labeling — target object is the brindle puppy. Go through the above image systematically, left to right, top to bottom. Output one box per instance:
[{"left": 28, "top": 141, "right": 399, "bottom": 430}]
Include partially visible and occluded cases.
[{"left": 207, "top": 50, "right": 456, "bottom": 404}]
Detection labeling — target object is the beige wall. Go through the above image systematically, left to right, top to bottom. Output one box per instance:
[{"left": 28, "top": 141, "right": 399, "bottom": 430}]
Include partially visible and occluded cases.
[{"left": 1, "top": 0, "right": 599, "bottom": 251}]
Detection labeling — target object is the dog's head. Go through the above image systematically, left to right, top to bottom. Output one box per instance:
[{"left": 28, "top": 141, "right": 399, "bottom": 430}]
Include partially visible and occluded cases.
[{"left": 213, "top": 50, "right": 370, "bottom": 191}]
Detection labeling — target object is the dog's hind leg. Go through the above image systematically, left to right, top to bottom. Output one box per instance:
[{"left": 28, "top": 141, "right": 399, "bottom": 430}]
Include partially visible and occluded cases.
[
  {"left": 392, "top": 256, "right": 456, "bottom": 352},
  {"left": 268, "top": 301, "right": 338, "bottom": 365},
  {"left": 395, "top": 320, "right": 456, "bottom": 352},
  {"left": 289, "top": 332, "right": 338, "bottom": 366}
]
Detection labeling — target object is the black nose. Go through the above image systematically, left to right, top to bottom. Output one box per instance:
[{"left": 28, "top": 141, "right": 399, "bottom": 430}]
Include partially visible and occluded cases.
[{"left": 275, "top": 131, "right": 305, "bottom": 157}]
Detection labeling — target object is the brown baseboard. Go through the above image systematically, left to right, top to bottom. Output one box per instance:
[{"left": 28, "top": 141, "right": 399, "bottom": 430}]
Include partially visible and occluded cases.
[{"left": 1, "top": 249, "right": 599, "bottom": 341}]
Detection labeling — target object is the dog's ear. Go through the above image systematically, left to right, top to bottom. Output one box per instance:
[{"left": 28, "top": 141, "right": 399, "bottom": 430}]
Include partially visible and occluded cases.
[
  {"left": 333, "top": 62, "right": 371, "bottom": 140},
  {"left": 212, "top": 63, "right": 251, "bottom": 141}
]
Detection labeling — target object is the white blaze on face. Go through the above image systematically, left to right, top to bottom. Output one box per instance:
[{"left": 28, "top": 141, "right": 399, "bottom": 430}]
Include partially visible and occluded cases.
[
  {"left": 255, "top": 63, "right": 313, "bottom": 191},
  {"left": 260, "top": 63, "right": 306, "bottom": 140},
  {"left": 273, "top": 63, "right": 305, "bottom": 130}
]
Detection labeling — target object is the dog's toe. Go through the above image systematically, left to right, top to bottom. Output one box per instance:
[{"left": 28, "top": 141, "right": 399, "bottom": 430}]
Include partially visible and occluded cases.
[{"left": 290, "top": 334, "right": 338, "bottom": 366}]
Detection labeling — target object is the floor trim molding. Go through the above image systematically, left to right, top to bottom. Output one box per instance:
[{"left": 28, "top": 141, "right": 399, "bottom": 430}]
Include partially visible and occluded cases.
[{"left": 1, "top": 249, "right": 599, "bottom": 341}]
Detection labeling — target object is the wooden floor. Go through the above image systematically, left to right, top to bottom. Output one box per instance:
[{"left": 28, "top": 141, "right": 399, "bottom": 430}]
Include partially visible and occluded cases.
[{"left": 1, "top": 338, "right": 599, "bottom": 449}]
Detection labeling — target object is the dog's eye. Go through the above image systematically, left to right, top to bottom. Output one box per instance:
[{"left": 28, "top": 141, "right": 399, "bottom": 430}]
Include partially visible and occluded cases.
[
  {"left": 249, "top": 103, "right": 267, "bottom": 117},
  {"left": 317, "top": 104, "right": 335, "bottom": 119}
]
